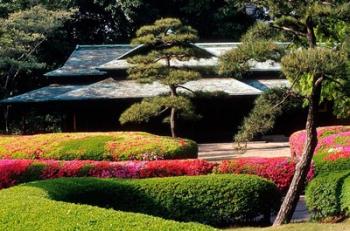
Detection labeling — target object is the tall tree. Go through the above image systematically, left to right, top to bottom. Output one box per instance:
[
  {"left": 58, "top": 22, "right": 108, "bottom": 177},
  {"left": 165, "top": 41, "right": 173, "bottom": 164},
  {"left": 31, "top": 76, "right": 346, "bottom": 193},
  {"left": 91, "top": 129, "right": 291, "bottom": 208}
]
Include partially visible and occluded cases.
[
  {"left": 219, "top": 1, "right": 350, "bottom": 225},
  {"left": 119, "top": 18, "right": 209, "bottom": 137}
]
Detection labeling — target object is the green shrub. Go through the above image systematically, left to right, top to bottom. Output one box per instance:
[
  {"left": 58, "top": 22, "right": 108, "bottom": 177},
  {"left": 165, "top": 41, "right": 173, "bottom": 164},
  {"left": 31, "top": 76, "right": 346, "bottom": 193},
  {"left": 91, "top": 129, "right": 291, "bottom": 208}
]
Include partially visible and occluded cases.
[
  {"left": 0, "top": 132, "right": 197, "bottom": 161},
  {"left": 305, "top": 171, "right": 350, "bottom": 220},
  {"left": 0, "top": 175, "right": 280, "bottom": 228}
]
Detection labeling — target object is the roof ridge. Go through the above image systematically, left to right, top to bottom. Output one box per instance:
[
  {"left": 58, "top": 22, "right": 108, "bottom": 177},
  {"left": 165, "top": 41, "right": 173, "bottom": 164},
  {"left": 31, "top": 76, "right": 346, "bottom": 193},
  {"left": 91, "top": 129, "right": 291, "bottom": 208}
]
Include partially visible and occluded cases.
[{"left": 76, "top": 44, "right": 133, "bottom": 50}]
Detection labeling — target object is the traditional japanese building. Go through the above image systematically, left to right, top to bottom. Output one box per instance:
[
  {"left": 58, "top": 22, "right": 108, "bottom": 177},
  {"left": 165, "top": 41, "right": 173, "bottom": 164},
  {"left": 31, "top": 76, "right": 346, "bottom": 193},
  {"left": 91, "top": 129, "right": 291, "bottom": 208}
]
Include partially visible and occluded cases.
[{"left": 1, "top": 43, "right": 340, "bottom": 141}]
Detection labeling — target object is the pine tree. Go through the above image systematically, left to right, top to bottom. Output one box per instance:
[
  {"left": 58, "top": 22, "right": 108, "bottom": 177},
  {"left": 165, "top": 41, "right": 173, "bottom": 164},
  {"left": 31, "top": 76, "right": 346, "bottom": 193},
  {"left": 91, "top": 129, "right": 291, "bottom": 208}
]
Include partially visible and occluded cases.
[
  {"left": 219, "top": 1, "right": 350, "bottom": 225},
  {"left": 120, "top": 18, "right": 208, "bottom": 137}
]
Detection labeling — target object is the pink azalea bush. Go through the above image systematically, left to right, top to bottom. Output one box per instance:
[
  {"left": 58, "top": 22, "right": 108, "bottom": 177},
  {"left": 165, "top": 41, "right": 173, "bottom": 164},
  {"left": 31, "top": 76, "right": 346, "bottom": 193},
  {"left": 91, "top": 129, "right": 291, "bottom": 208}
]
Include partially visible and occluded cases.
[
  {"left": 289, "top": 126, "right": 350, "bottom": 173},
  {"left": 289, "top": 126, "right": 350, "bottom": 159},
  {"left": 216, "top": 157, "right": 314, "bottom": 193},
  {"left": 0, "top": 159, "right": 215, "bottom": 190}
]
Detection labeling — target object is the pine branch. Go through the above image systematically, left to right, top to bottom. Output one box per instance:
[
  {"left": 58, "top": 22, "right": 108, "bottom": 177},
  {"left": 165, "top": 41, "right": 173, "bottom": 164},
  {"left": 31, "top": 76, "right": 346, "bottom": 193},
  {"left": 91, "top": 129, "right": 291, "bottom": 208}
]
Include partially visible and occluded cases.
[{"left": 270, "top": 24, "right": 306, "bottom": 37}]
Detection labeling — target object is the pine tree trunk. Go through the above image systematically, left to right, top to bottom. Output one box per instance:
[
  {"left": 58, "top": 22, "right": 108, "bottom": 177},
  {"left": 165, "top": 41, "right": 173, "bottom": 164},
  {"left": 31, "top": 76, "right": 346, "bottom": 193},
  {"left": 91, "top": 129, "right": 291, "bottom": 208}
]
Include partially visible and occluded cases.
[
  {"left": 273, "top": 16, "right": 319, "bottom": 225},
  {"left": 273, "top": 76, "right": 322, "bottom": 225},
  {"left": 170, "top": 85, "right": 177, "bottom": 138},
  {"left": 170, "top": 107, "right": 176, "bottom": 138}
]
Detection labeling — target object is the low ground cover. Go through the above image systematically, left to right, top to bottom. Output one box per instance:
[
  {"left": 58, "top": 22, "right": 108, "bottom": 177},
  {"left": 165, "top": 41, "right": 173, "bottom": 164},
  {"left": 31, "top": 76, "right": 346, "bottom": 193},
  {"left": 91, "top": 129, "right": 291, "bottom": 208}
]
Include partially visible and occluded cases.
[
  {"left": 0, "top": 132, "right": 197, "bottom": 161},
  {"left": 0, "top": 175, "right": 280, "bottom": 228}
]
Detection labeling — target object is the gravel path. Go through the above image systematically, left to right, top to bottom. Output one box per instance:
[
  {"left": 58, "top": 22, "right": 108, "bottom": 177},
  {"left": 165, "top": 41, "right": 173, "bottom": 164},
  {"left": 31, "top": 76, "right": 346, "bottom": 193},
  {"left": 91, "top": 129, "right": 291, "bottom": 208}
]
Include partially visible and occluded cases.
[{"left": 198, "top": 141, "right": 290, "bottom": 161}]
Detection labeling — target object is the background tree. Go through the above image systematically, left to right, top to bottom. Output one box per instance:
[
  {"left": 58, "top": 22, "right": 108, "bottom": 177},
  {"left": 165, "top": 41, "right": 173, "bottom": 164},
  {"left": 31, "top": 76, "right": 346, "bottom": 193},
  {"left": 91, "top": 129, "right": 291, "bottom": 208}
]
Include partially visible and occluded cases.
[
  {"left": 219, "top": 1, "right": 350, "bottom": 225},
  {"left": 0, "top": 5, "right": 73, "bottom": 131},
  {"left": 119, "top": 18, "right": 210, "bottom": 137}
]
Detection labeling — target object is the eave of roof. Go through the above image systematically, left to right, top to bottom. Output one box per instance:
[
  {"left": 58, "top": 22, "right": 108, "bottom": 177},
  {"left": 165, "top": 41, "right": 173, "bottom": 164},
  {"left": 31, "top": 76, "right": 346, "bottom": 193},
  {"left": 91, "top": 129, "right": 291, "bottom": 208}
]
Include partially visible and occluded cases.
[{"left": 1, "top": 78, "right": 289, "bottom": 104}]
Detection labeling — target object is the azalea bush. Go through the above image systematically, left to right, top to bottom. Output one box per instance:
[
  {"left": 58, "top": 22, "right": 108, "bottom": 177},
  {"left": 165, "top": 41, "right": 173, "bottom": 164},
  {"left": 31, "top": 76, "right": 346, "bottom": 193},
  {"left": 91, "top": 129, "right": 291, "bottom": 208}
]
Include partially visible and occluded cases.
[
  {"left": 289, "top": 126, "right": 350, "bottom": 174},
  {"left": 289, "top": 126, "right": 350, "bottom": 159},
  {"left": 0, "top": 132, "right": 197, "bottom": 161},
  {"left": 215, "top": 157, "right": 314, "bottom": 193},
  {"left": 0, "top": 159, "right": 214, "bottom": 189},
  {"left": 0, "top": 176, "right": 280, "bottom": 228}
]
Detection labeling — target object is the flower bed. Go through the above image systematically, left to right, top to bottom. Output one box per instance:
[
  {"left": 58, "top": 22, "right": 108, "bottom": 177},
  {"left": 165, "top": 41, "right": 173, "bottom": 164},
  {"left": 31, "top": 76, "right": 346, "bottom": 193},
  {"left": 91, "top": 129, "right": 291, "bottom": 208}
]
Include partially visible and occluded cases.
[
  {"left": 0, "top": 132, "right": 197, "bottom": 161},
  {"left": 1, "top": 157, "right": 310, "bottom": 193},
  {"left": 215, "top": 157, "right": 314, "bottom": 193},
  {"left": 0, "top": 159, "right": 214, "bottom": 190},
  {"left": 0, "top": 175, "right": 280, "bottom": 228}
]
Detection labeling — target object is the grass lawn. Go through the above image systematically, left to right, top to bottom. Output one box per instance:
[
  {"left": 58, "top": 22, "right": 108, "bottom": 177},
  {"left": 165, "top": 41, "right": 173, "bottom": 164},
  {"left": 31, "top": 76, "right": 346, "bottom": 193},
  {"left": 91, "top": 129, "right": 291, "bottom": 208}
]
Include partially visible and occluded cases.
[{"left": 227, "top": 220, "right": 350, "bottom": 231}]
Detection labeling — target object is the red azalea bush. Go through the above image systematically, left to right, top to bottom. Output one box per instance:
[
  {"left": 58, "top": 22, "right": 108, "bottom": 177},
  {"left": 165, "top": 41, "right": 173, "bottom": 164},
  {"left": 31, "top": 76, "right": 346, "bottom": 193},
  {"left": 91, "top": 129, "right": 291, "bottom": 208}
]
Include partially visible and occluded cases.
[
  {"left": 216, "top": 157, "right": 314, "bottom": 193},
  {"left": 0, "top": 159, "right": 215, "bottom": 190},
  {"left": 0, "top": 159, "right": 32, "bottom": 189}
]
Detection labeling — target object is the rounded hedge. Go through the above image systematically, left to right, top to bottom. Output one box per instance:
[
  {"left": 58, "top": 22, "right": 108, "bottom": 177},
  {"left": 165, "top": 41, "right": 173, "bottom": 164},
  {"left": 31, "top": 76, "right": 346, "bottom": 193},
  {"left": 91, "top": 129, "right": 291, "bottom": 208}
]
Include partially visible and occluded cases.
[
  {"left": 0, "top": 132, "right": 197, "bottom": 161},
  {"left": 305, "top": 171, "right": 350, "bottom": 221},
  {"left": 0, "top": 175, "right": 281, "bottom": 228}
]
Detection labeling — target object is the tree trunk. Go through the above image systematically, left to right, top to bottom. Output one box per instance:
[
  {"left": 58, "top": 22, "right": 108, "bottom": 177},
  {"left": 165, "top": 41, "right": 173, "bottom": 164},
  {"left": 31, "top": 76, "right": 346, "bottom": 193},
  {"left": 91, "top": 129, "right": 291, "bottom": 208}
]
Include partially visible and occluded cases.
[
  {"left": 273, "top": 16, "right": 318, "bottom": 226},
  {"left": 273, "top": 76, "right": 323, "bottom": 225},
  {"left": 170, "top": 84, "right": 177, "bottom": 138}
]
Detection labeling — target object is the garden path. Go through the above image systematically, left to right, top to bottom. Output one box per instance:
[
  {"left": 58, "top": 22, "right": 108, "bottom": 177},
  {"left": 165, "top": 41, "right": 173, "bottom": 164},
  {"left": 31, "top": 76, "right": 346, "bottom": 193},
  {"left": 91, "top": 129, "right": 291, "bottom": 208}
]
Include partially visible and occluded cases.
[
  {"left": 198, "top": 141, "right": 309, "bottom": 222},
  {"left": 198, "top": 141, "right": 290, "bottom": 162}
]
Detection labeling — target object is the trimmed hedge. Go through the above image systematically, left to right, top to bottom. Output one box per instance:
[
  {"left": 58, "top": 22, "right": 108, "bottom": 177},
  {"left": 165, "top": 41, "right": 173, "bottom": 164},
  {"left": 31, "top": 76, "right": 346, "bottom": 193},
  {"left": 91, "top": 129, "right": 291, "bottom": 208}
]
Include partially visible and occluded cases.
[
  {"left": 0, "top": 132, "right": 197, "bottom": 161},
  {"left": 215, "top": 157, "right": 314, "bottom": 193},
  {"left": 0, "top": 159, "right": 215, "bottom": 189},
  {"left": 305, "top": 171, "right": 350, "bottom": 221},
  {"left": 0, "top": 175, "right": 281, "bottom": 228},
  {"left": 0, "top": 182, "right": 213, "bottom": 231}
]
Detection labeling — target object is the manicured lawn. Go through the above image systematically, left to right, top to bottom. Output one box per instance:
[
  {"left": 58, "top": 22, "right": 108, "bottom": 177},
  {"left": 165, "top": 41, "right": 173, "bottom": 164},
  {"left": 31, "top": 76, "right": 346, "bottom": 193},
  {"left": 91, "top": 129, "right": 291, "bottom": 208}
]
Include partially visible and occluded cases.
[{"left": 227, "top": 220, "right": 350, "bottom": 231}]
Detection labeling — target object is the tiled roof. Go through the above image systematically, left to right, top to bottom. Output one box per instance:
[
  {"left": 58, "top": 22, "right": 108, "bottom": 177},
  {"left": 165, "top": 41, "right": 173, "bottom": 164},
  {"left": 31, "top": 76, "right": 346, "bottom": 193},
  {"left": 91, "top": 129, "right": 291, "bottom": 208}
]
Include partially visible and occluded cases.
[
  {"left": 45, "top": 43, "right": 285, "bottom": 77},
  {"left": 45, "top": 45, "right": 133, "bottom": 77},
  {"left": 1, "top": 78, "right": 289, "bottom": 104}
]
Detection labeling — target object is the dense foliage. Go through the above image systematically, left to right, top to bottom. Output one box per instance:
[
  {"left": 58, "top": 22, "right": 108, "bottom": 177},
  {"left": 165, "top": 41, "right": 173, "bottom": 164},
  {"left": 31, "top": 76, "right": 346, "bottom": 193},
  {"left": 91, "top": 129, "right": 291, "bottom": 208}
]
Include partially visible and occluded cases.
[
  {"left": 0, "top": 132, "right": 198, "bottom": 161},
  {"left": 216, "top": 157, "right": 314, "bottom": 193},
  {"left": 0, "top": 159, "right": 214, "bottom": 189},
  {"left": 0, "top": 175, "right": 280, "bottom": 227}
]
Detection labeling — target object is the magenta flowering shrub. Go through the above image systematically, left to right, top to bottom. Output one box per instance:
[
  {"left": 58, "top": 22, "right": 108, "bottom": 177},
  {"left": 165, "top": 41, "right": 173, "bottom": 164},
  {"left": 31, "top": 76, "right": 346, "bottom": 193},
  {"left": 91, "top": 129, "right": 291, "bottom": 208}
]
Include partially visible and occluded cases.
[
  {"left": 289, "top": 126, "right": 350, "bottom": 174},
  {"left": 289, "top": 126, "right": 350, "bottom": 159},
  {"left": 216, "top": 157, "right": 314, "bottom": 193},
  {"left": 0, "top": 159, "right": 215, "bottom": 190},
  {"left": 0, "top": 159, "right": 32, "bottom": 189}
]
